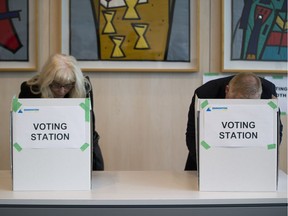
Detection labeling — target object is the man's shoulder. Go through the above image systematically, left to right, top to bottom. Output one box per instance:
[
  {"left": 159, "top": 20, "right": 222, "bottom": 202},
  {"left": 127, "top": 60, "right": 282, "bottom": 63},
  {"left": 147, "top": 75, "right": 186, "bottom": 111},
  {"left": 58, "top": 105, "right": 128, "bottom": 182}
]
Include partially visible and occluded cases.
[
  {"left": 195, "top": 76, "right": 233, "bottom": 98},
  {"left": 204, "top": 76, "right": 233, "bottom": 86},
  {"left": 259, "top": 77, "right": 277, "bottom": 98},
  {"left": 260, "top": 77, "right": 276, "bottom": 88}
]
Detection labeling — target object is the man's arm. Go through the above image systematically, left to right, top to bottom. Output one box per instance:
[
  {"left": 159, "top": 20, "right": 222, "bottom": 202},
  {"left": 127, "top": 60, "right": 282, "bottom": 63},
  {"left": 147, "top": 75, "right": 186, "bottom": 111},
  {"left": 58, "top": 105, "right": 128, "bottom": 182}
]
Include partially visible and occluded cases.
[
  {"left": 261, "top": 78, "right": 283, "bottom": 143},
  {"left": 185, "top": 93, "right": 197, "bottom": 170}
]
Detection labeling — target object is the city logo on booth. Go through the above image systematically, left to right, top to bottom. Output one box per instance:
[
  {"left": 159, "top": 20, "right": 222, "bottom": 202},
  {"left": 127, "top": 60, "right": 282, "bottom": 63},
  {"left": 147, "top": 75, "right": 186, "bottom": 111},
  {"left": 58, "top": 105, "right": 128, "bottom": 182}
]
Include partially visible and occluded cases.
[
  {"left": 206, "top": 107, "right": 228, "bottom": 112},
  {"left": 17, "top": 108, "right": 40, "bottom": 113}
]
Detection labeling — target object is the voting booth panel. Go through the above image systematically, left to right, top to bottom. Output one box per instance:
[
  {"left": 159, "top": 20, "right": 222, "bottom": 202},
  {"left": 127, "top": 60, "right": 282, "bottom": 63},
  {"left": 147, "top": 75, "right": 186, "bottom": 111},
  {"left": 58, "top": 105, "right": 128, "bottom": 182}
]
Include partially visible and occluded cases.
[
  {"left": 11, "top": 98, "right": 92, "bottom": 191},
  {"left": 197, "top": 99, "right": 278, "bottom": 191}
]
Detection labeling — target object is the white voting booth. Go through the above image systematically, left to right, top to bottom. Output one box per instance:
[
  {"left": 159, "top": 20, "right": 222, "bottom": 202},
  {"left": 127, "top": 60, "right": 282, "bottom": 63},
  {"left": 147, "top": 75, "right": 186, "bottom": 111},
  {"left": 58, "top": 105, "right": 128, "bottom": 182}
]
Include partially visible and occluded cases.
[
  {"left": 11, "top": 98, "right": 91, "bottom": 190},
  {"left": 196, "top": 99, "right": 279, "bottom": 191}
]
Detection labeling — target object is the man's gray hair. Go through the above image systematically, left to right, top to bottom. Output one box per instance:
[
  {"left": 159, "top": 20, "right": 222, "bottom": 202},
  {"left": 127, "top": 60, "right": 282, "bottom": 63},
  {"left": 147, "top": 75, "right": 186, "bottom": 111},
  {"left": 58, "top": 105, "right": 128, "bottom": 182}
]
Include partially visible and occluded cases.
[{"left": 228, "top": 72, "right": 262, "bottom": 99}]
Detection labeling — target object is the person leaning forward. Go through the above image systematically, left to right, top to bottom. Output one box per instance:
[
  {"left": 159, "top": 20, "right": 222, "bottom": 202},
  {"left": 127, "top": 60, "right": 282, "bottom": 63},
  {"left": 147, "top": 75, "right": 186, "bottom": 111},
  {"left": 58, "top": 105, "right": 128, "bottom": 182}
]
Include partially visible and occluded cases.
[
  {"left": 18, "top": 53, "right": 104, "bottom": 171},
  {"left": 185, "top": 72, "right": 283, "bottom": 171}
]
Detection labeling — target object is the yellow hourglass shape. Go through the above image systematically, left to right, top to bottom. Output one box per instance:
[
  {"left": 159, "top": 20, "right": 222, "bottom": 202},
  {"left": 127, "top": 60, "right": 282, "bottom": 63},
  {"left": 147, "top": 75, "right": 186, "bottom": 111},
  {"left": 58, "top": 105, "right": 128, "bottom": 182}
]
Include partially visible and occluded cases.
[
  {"left": 124, "top": 0, "right": 139, "bottom": 19},
  {"left": 103, "top": 11, "right": 116, "bottom": 34},
  {"left": 133, "top": 23, "right": 149, "bottom": 49},
  {"left": 110, "top": 36, "right": 125, "bottom": 58}
]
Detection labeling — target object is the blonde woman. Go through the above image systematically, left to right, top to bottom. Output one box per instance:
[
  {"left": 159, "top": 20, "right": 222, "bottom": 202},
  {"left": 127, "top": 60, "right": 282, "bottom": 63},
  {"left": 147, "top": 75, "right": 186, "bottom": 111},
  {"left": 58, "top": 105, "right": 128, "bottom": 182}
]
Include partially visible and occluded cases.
[{"left": 19, "top": 54, "right": 104, "bottom": 170}]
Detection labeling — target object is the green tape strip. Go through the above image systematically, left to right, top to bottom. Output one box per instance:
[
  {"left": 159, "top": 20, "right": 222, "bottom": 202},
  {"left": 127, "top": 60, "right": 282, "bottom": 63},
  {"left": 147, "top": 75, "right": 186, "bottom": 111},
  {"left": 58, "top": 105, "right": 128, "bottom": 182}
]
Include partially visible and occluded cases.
[
  {"left": 204, "top": 72, "right": 221, "bottom": 76},
  {"left": 272, "top": 76, "right": 283, "bottom": 79},
  {"left": 12, "top": 97, "right": 22, "bottom": 112},
  {"left": 80, "top": 98, "right": 90, "bottom": 122},
  {"left": 200, "top": 100, "right": 209, "bottom": 109},
  {"left": 267, "top": 101, "right": 277, "bottom": 110},
  {"left": 201, "top": 140, "right": 211, "bottom": 150},
  {"left": 13, "top": 143, "right": 22, "bottom": 152},
  {"left": 80, "top": 143, "right": 90, "bottom": 152},
  {"left": 267, "top": 144, "right": 276, "bottom": 150}
]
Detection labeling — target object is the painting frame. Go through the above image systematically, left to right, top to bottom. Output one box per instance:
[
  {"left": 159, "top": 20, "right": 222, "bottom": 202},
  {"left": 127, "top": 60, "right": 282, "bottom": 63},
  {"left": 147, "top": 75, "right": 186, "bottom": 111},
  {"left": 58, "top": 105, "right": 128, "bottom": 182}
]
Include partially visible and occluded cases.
[
  {"left": 0, "top": 0, "right": 38, "bottom": 72},
  {"left": 61, "top": 0, "right": 199, "bottom": 72},
  {"left": 221, "top": 0, "right": 287, "bottom": 73}
]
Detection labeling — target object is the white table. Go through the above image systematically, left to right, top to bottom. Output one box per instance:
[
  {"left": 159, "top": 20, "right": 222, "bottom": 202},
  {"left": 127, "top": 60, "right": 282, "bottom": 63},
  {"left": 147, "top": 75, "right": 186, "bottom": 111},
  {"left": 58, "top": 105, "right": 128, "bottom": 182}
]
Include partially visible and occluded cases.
[{"left": 0, "top": 170, "right": 287, "bottom": 216}]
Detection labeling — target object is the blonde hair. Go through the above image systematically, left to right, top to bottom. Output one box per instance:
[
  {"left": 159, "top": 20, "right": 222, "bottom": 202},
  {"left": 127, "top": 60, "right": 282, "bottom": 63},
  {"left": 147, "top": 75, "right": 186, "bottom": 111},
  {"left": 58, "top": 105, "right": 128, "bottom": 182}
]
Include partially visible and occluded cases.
[
  {"left": 27, "top": 54, "right": 90, "bottom": 98},
  {"left": 228, "top": 72, "right": 262, "bottom": 99}
]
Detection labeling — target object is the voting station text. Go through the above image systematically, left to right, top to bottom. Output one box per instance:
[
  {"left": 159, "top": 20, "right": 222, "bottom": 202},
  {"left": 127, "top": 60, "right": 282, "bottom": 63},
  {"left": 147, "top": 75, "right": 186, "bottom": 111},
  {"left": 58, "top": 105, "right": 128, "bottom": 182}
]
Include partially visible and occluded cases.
[
  {"left": 219, "top": 121, "right": 257, "bottom": 139},
  {"left": 30, "top": 123, "right": 69, "bottom": 141}
]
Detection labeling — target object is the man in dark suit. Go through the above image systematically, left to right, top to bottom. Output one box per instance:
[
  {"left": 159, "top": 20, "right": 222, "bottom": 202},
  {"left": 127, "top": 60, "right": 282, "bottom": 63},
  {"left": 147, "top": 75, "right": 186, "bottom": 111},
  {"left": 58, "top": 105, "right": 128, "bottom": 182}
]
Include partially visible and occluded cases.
[{"left": 185, "top": 72, "right": 283, "bottom": 170}]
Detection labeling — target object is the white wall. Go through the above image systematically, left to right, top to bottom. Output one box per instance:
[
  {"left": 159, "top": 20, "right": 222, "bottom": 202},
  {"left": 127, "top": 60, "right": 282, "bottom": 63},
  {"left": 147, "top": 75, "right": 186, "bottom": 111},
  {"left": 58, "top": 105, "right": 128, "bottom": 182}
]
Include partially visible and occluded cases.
[{"left": 0, "top": 0, "right": 286, "bottom": 172}]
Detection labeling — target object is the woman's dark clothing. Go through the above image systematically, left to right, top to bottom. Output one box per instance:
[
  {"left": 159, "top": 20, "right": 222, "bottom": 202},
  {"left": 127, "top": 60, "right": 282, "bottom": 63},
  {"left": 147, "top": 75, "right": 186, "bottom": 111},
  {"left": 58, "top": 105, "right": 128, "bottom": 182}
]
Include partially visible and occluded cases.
[
  {"left": 185, "top": 75, "right": 283, "bottom": 171},
  {"left": 18, "top": 79, "right": 104, "bottom": 171}
]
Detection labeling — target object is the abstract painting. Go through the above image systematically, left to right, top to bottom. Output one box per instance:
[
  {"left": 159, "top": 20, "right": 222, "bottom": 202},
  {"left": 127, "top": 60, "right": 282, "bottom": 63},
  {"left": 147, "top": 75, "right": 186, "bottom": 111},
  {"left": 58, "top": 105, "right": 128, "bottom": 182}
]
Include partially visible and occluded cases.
[
  {"left": 0, "top": 0, "right": 37, "bottom": 71},
  {"left": 61, "top": 0, "right": 198, "bottom": 71},
  {"left": 222, "top": 0, "right": 287, "bottom": 72}
]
